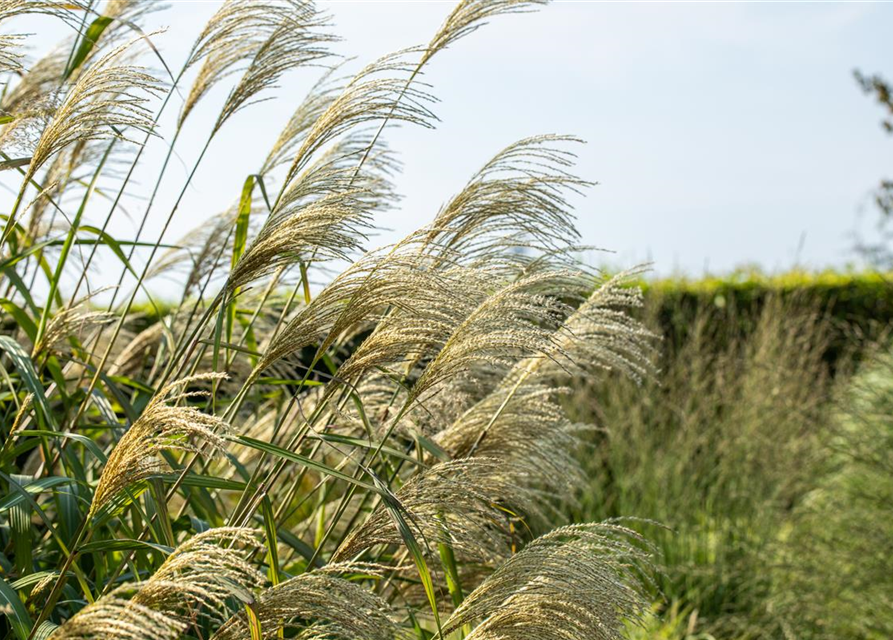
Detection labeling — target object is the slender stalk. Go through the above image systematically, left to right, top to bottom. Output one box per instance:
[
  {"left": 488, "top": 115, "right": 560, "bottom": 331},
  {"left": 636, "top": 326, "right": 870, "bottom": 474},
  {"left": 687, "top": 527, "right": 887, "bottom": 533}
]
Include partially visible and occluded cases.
[
  {"left": 70, "top": 133, "right": 217, "bottom": 428},
  {"left": 34, "top": 140, "right": 116, "bottom": 348},
  {"left": 0, "top": 175, "right": 30, "bottom": 248},
  {"left": 27, "top": 521, "right": 92, "bottom": 639}
]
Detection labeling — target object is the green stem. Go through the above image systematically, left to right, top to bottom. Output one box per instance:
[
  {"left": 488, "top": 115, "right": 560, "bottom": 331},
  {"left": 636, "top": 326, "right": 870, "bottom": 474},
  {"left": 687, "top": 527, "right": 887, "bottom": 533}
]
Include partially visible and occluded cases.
[
  {"left": 34, "top": 140, "right": 115, "bottom": 349},
  {"left": 0, "top": 175, "right": 30, "bottom": 249},
  {"left": 27, "top": 521, "right": 92, "bottom": 639}
]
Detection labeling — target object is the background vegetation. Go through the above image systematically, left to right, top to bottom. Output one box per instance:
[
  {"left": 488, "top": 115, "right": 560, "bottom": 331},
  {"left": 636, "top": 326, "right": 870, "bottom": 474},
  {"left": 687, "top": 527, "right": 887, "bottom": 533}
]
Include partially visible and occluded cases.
[{"left": 569, "top": 273, "right": 893, "bottom": 639}]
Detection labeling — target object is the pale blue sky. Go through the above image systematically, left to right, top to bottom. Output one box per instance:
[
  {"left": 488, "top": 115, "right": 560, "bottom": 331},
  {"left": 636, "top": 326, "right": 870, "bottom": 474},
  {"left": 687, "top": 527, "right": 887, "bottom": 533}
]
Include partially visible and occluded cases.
[{"left": 11, "top": 1, "right": 893, "bottom": 286}]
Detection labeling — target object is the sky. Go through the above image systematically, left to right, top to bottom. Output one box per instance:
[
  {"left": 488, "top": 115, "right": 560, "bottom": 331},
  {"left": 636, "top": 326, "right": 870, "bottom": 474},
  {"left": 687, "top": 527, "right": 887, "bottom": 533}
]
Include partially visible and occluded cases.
[{"left": 8, "top": 0, "right": 893, "bottom": 292}]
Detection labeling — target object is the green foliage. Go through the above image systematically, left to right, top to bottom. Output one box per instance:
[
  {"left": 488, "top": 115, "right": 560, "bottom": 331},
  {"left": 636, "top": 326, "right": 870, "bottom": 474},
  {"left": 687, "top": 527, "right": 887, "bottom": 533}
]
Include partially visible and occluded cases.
[
  {"left": 571, "top": 277, "right": 893, "bottom": 638},
  {"left": 568, "top": 293, "right": 838, "bottom": 638},
  {"left": 772, "top": 345, "right": 893, "bottom": 639}
]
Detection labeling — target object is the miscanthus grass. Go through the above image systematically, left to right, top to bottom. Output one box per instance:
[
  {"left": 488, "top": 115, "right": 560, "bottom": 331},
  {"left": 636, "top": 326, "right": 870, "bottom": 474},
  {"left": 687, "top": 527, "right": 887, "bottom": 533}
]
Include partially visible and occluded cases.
[{"left": 0, "top": 2, "right": 657, "bottom": 639}]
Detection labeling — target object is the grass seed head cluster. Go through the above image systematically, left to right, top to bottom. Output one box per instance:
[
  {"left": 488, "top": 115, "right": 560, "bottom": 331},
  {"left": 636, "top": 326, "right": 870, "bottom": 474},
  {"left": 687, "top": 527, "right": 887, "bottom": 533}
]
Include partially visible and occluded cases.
[{"left": 0, "top": 2, "right": 658, "bottom": 640}]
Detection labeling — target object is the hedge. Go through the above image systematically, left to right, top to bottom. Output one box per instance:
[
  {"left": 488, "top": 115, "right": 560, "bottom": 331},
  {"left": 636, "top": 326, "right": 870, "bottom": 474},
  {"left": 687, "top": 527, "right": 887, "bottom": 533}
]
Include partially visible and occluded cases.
[{"left": 639, "top": 270, "right": 893, "bottom": 370}]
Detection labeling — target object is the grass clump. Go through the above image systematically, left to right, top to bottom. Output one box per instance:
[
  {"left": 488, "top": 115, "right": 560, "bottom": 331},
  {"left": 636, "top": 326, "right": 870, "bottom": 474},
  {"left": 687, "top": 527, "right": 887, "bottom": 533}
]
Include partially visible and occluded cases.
[
  {"left": 0, "top": 2, "right": 658, "bottom": 640},
  {"left": 570, "top": 284, "right": 893, "bottom": 639},
  {"left": 568, "top": 293, "right": 838, "bottom": 638},
  {"left": 771, "top": 344, "right": 893, "bottom": 639}
]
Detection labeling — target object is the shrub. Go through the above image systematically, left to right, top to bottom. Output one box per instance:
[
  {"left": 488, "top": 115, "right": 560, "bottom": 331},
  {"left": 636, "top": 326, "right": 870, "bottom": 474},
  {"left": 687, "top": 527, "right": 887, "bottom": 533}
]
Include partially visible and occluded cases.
[
  {"left": 642, "top": 270, "right": 893, "bottom": 371},
  {"left": 771, "top": 344, "right": 893, "bottom": 639}
]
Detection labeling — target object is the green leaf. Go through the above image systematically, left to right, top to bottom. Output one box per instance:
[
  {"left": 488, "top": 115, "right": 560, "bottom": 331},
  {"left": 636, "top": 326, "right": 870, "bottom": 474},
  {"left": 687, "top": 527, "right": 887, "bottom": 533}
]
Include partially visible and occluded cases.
[
  {"left": 64, "top": 15, "right": 113, "bottom": 80},
  {"left": 0, "top": 156, "right": 31, "bottom": 171},
  {"left": 232, "top": 175, "right": 256, "bottom": 271},
  {"left": 78, "top": 225, "right": 138, "bottom": 277},
  {"left": 0, "top": 239, "right": 55, "bottom": 272},
  {"left": 0, "top": 268, "right": 38, "bottom": 314},
  {"left": 0, "top": 299, "right": 37, "bottom": 342},
  {"left": 0, "top": 335, "right": 55, "bottom": 429},
  {"left": 106, "top": 374, "right": 155, "bottom": 394},
  {"left": 256, "top": 377, "right": 323, "bottom": 387},
  {"left": 20, "top": 431, "right": 107, "bottom": 464},
  {"left": 309, "top": 432, "right": 425, "bottom": 467},
  {"left": 235, "top": 435, "right": 382, "bottom": 494},
  {"left": 415, "top": 435, "right": 451, "bottom": 463},
  {"left": 156, "top": 473, "right": 246, "bottom": 492},
  {"left": 10, "top": 475, "right": 32, "bottom": 576},
  {"left": 375, "top": 475, "right": 443, "bottom": 639},
  {"left": 0, "top": 476, "right": 74, "bottom": 513},
  {"left": 149, "top": 478, "right": 175, "bottom": 547},
  {"left": 261, "top": 496, "right": 281, "bottom": 586},
  {"left": 275, "top": 528, "right": 323, "bottom": 569},
  {"left": 78, "top": 538, "right": 173, "bottom": 556},
  {"left": 439, "top": 542, "right": 465, "bottom": 614},
  {"left": 10, "top": 571, "right": 57, "bottom": 590},
  {"left": 0, "top": 576, "right": 32, "bottom": 640},
  {"left": 245, "top": 602, "right": 263, "bottom": 640},
  {"left": 32, "top": 621, "right": 58, "bottom": 640}
]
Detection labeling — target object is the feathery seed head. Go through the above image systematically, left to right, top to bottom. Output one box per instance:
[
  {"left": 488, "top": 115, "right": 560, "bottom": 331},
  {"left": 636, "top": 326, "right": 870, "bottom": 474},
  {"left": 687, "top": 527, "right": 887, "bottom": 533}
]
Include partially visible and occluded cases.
[
  {"left": 180, "top": 0, "right": 332, "bottom": 131},
  {"left": 424, "top": 0, "right": 548, "bottom": 64},
  {"left": 27, "top": 35, "right": 164, "bottom": 179},
  {"left": 282, "top": 49, "right": 437, "bottom": 188},
  {"left": 32, "top": 291, "right": 116, "bottom": 359},
  {"left": 89, "top": 373, "right": 232, "bottom": 517},
  {"left": 334, "top": 458, "right": 542, "bottom": 565},
  {"left": 442, "top": 522, "right": 655, "bottom": 640},
  {"left": 131, "top": 527, "right": 265, "bottom": 620},
  {"left": 51, "top": 528, "right": 264, "bottom": 639},
  {"left": 212, "top": 563, "right": 404, "bottom": 640}
]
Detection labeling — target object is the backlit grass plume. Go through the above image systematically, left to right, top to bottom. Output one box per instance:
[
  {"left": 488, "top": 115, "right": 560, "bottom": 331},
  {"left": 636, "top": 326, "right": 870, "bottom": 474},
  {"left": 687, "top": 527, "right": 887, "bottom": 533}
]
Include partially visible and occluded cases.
[
  {"left": 180, "top": 0, "right": 331, "bottom": 131},
  {"left": 424, "top": 0, "right": 547, "bottom": 64},
  {"left": 0, "top": 1, "right": 80, "bottom": 73},
  {"left": 0, "top": 3, "right": 661, "bottom": 640},
  {"left": 1, "top": 36, "right": 162, "bottom": 244},
  {"left": 23, "top": 37, "right": 162, "bottom": 176},
  {"left": 281, "top": 50, "right": 437, "bottom": 188},
  {"left": 423, "top": 135, "right": 587, "bottom": 261},
  {"left": 227, "top": 190, "right": 373, "bottom": 292},
  {"left": 250, "top": 239, "right": 452, "bottom": 381},
  {"left": 32, "top": 291, "right": 115, "bottom": 359},
  {"left": 89, "top": 373, "right": 231, "bottom": 516},
  {"left": 437, "top": 383, "right": 592, "bottom": 517},
  {"left": 334, "top": 458, "right": 527, "bottom": 563},
  {"left": 443, "top": 523, "right": 654, "bottom": 640},
  {"left": 129, "top": 527, "right": 264, "bottom": 620},
  {"left": 51, "top": 528, "right": 263, "bottom": 640},
  {"left": 212, "top": 563, "right": 403, "bottom": 640},
  {"left": 48, "top": 597, "right": 184, "bottom": 640}
]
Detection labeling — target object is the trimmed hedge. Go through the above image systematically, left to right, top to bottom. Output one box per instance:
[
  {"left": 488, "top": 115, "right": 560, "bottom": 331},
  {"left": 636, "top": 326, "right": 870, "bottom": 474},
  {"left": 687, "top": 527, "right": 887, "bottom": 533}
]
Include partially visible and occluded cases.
[{"left": 640, "top": 271, "right": 893, "bottom": 370}]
